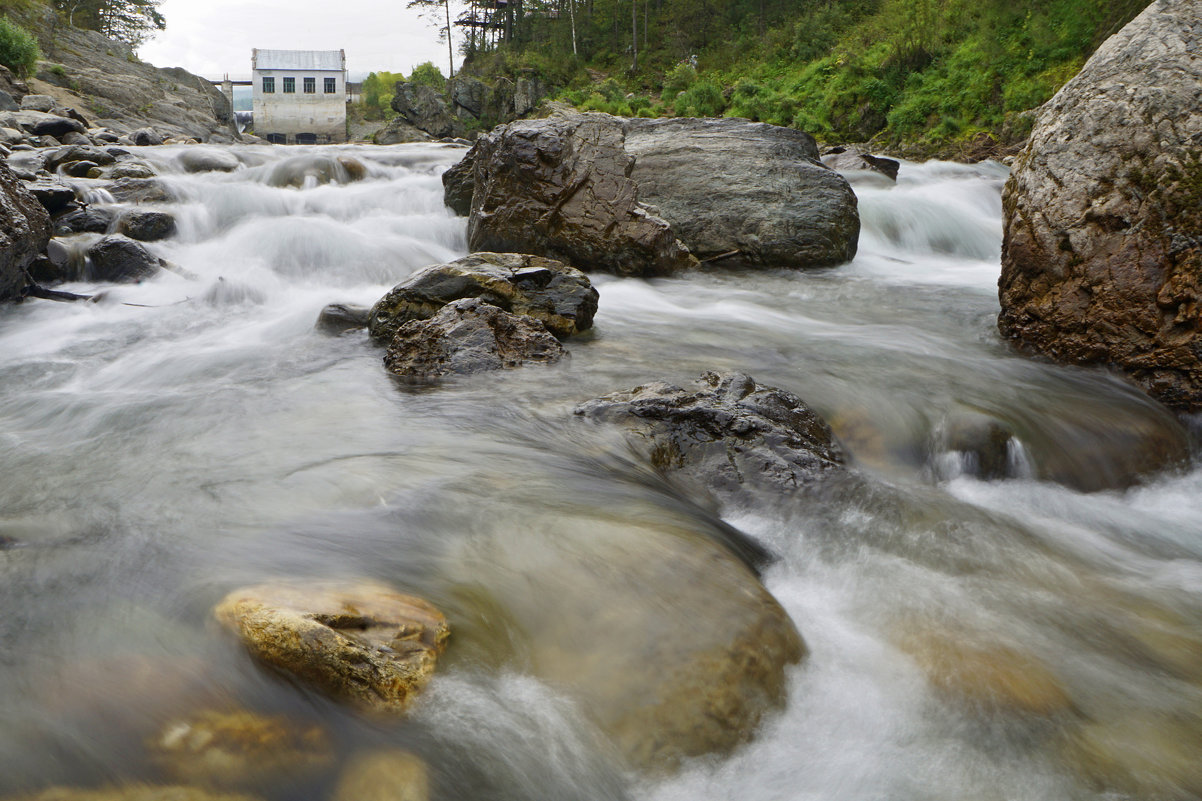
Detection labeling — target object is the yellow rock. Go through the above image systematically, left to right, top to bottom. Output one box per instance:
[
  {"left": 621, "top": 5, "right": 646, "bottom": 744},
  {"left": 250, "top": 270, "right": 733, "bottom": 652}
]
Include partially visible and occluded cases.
[
  {"left": 214, "top": 581, "right": 449, "bottom": 714},
  {"left": 896, "top": 627, "right": 1073, "bottom": 717},
  {"left": 149, "top": 709, "right": 332, "bottom": 788},
  {"left": 1062, "top": 714, "right": 1202, "bottom": 800},
  {"left": 332, "top": 749, "right": 429, "bottom": 801},
  {"left": 7, "top": 786, "right": 263, "bottom": 801}
]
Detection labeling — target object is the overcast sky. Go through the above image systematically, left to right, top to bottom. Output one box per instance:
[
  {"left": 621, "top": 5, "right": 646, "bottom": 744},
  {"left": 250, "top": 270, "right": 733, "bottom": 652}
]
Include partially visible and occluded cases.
[{"left": 138, "top": 0, "right": 463, "bottom": 81}]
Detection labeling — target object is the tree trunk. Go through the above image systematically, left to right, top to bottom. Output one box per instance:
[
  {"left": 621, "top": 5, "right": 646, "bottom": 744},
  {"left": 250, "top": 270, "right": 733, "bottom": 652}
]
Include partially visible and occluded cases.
[
  {"left": 444, "top": 0, "right": 455, "bottom": 77},
  {"left": 568, "top": 0, "right": 578, "bottom": 56},
  {"left": 631, "top": 0, "right": 637, "bottom": 72}
]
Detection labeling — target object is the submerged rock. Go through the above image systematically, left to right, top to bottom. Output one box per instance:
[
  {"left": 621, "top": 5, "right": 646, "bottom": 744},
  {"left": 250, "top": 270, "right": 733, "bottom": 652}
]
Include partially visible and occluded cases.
[
  {"left": 998, "top": 0, "right": 1202, "bottom": 410},
  {"left": 453, "top": 111, "right": 697, "bottom": 277},
  {"left": 623, "top": 117, "right": 860, "bottom": 268},
  {"left": 821, "top": 145, "right": 900, "bottom": 181},
  {"left": 178, "top": 148, "right": 240, "bottom": 174},
  {"left": 265, "top": 155, "right": 366, "bottom": 188},
  {"left": 0, "top": 160, "right": 51, "bottom": 301},
  {"left": 106, "top": 178, "right": 173, "bottom": 205},
  {"left": 53, "top": 205, "right": 115, "bottom": 235},
  {"left": 118, "top": 209, "right": 176, "bottom": 242},
  {"left": 85, "top": 235, "right": 163, "bottom": 282},
  {"left": 368, "top": 252, "right": 598, "bottom": 344},
  {"left": 383, "top": 298, "right": 565, "bottom": 380},
  {"left": 315, "top": 303, "right": 371, "bottom": 334},
  {"left": 576, "top": 371, "right": 845, "bottom": 502},
  {"left": 214, "top": 580, "right": 449, "bottom": 714},
  {"left": 150, "top": 709, "right": 332, "bottom": 789},
  {"left": 331, "top": 750, "right": 428, "bottom": 801},
  {"left": 5, "top": 787, "right": 263, "bottom": 801}
]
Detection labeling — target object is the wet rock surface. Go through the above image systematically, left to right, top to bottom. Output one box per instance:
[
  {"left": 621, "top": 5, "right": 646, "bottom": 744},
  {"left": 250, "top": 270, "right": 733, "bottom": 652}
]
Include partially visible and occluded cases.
[
  {"left": 998, "top": 0, "right": 1202, "bottom": 410},
  {"left": 452, "top": 111, "right": 698, "bottom": 277},
  {"left": 623, "top": 116, "right": 860, "bottom": 268},
  {"left": 821, "top": 145, "right": 900, "bottom": 181},
  {"left": 178, "top": 149, "right": 240, "bottom": 174},
  {"left": 0, "top": 160, "right": 51, "bottom": 301},
  {"left": 117, "top": 210, "right": 176, "bottom": 242},
  {"left": 85, "top": 235, "right": 162, "bottom": 282},
  {"left": 368, "top": 252, "right": 598, "bottom": 344},
  {"left": 383, "top": 298, "right": 566, "bottom": 380},
  {"left": 315, "top": 303, "right": 371, "bottom": 335},
  {"left": 576, "top": 371, "right": 845, "bottom": 502},
  {"left": 214, "top": 581, "right": 449, "bottom": 714},
  {"left": 149, "top": 710, "right": 332, "bottom": 789},
  {"left": 331, "top": 750, "right": 428, "bottom": 801},
  {"left": 5, "top": 787, "right": 263, "bottom": 801}
]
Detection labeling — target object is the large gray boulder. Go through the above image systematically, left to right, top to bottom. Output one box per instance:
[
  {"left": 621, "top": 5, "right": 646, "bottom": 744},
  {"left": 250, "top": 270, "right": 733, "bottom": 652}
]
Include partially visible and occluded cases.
[
  {"left": 998, "top": 0, "right": 1202, "bottom": 410},
  {"left": 449, "top": 75, "right": 490, "bottom": 120},
  {"left": 390, "top": 81, "right": 460, "bottom": 139},
  {"left": 453, "top": 111, "right": 698, "bottom": 277},
  {"left": 623, "top": 117, "right": 860, "bottom": 267},
  {"left": 0, "top": 160, "right": 52, "bottom": 300},
  {"left": 85, "top": 234, "right": 163, "bottom": 282},
  {"left": 367, "top": 252, "right": 598, "bottom": 344},
  {"left": 383, "top": 298, "right": 565, "bottom": 380},
  {"left": 576, "top": 371, "right": 845, "bottom": 503}
]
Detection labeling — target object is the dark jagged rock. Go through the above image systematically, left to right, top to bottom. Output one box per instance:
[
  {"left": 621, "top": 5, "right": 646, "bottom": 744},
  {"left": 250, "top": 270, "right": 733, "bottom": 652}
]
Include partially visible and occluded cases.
[
  {"left": 998, "top": 0, "right": 1202, "bottom": 410},
  {"left": 450, "top": 75, "right": 490, "bottom": 120},
  {"left": 390, "top": 81, "right": 459, "bottom": 140},
  {"left": 457, "top": 111, "right": 697, "bottom": 277},
  {"left": 31, "top": 115, "right": 86, "bottom": 138},
  {"left": 623, "top": 117, "right": 860, "bottom": 268},
  {"left": 131, "top": 127, "right": 164, "bottom": 146},
  {"left": 45, "top": 144, "right": 116, "bottom": 172},
  {"left": 821, "top": 145, "right": 900, "bottom": 181},
  {"left": 440, "top": 155, "right": 473, "bottom": 216},
  {"left": 0, "top": 160, "right": 51, "bottom": 301},
  {"left": 62, "top": 160, "right": 99, "bottom": 178},
  {"left": 24, "top": 174, "right": 77, "bottom": 214},
  {"left": 53, "top": 205, "right": 114, "bottom": 235},
  {"left": 117, "top": 209, "right": 175, "bottom": 242},
  {"left": 85, "top": 235, "right": 162, "bottom": 282},
  {"left": 28, "top": 238, "right": 74, "bottom": 283},
  {"left": 368, "top": 252, "right": 598, "bottom": 344},
  {"left": 383, "top": 298, "right": 565, "bottom": 380},
  {"left": 315, "top": 303, "right": 371, "bottom": 335},
  {"left": 576, "top": 371, "right": 845, "bottom": 501}
]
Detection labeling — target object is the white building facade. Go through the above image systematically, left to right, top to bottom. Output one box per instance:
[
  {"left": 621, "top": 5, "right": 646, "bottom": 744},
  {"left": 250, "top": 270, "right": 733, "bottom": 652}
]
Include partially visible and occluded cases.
[{"left": 251, "top": 49, "right": 347, "bottom": 144}]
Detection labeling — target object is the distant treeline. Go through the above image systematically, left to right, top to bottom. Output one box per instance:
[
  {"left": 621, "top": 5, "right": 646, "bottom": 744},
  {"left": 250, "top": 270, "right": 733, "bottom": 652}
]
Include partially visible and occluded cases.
[{"left": 448, "top": 0, "right": 1149, "bottom": 149}]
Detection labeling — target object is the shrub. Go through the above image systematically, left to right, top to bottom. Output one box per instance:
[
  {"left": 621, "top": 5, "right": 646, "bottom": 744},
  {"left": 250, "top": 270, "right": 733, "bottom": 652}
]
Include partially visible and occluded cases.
[
  {"left": 0, "top": 16, "right": 40, "bottom": 78},
  {"left": 408, "top": 61, "right": 446, "bottom": 92},
  {"left": 662, "top": 62, "right": 697, "bottom": 97},
  {"left": 674, "top": 80, "right": 725, "bottom": 117}
]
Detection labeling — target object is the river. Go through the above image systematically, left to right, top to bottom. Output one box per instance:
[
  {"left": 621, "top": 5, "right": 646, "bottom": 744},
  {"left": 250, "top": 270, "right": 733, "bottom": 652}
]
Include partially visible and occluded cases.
[{"left": 0, "top": 143, "right": 1199, "bottom": 801}]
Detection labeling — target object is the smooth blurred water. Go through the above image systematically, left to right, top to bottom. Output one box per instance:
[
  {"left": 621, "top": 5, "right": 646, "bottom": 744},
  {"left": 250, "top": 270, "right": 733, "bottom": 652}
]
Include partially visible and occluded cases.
[{"left": 1, "top": 145, "right": 1199, "bottom": 801}]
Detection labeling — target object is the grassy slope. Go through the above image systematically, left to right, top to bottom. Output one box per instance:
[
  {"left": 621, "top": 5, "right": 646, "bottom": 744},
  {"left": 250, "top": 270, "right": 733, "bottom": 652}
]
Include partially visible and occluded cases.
[{"left": 466, "top": 0, "right": 1148, "bottom": 157}]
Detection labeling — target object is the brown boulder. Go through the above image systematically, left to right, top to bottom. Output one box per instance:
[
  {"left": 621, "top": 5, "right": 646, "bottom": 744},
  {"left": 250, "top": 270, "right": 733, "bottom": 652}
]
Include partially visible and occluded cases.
[
  {"left": 998, "top": 0, "right": 1202, "bottom": 410},
  {"left": 456, "top": 111, "right": 697, "bottom": 277},
  {"left": 0, "top": 159, "right": 51, "bottom": 301},
  {"left": 367, "top": 252, "right": 598, "bottom": 344},
  {"left": 383, "top": 299, "right": 565, "bottom": 380},
  {"left": 213, "top": 581, "right": 449, "bottom": 714},
  {"left": 331, "top": 750, "right": 428, "bottom": 801}
]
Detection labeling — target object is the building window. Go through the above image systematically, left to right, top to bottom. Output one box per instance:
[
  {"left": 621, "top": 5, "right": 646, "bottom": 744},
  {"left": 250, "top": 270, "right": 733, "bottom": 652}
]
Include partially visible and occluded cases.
[
  {"left": 262, "top": 76, "right": 274, "bottom": 93},
  {"left": 283, "top": 77, "right": 295, "bottom": 93},
  {"left": 304, "top": 77, "right": 315, "bottom": 94},
  {"left": 324, "top": 77, "right": 336, "bottom": 94}
]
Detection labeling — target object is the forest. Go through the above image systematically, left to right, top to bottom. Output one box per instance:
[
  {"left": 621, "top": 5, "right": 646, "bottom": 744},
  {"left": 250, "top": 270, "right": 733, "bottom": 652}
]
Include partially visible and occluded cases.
[{"left": 439, "top": 0, "right": 1149, "bottom": 150}]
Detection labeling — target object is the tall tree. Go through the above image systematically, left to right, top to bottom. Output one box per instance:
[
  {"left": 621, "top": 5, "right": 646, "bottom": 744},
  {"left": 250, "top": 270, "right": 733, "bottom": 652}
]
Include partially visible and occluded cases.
[
  {"left": 54, "top": 0, "right": 165, "bottom": 47},
  {"left": 408, "top": 0, "right": 457, "bottom": 78}
]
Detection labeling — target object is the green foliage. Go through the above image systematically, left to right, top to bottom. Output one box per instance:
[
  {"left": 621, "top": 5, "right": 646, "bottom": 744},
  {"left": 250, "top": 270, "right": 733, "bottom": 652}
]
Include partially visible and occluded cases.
[
  {"left": 55, "top": 0, "right": 166, "bottom": 47},
  {"left": 0, "top": 15, "right": 39, "bottom": 77},
  {"left": 408, "top": 61, "right": 445, "bottom": 91},
  {"left": 662, "top": 62, "right": 696, "bottom": 97},
  {"left": 674, "top": 79, "right": 725, "bottom": 117}
]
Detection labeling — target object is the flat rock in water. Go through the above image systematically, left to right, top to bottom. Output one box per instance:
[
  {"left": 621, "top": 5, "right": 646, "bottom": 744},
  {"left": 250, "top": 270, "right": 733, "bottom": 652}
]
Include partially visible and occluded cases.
[
  {"left": 998, "top": 0, "right": 1202, "bottom": 410},
  {"left": 623, "top": 117, "right": 860, "bottom": 268},
  {"left": 45, "top": 144, "right": 116, "bottom": 171},
  {"left": 821, "top": 145, "right": 900, "bottom": 181},
  {"left": 178, "top": 148, "right": 240, "bottom": 173},
  {"left": 24, "top": 175, "right": 77, "bottom": 214},
  {"left": 106, "top": 178, "right": 173, "bottom": 204},
  {"left": 53, "top": 205, "right": 114, "bottom": 235},
  {"left": 118, "top": 209, "right": 176, "bottom": 242},
  {"left": 368, "top": 252, "right": 598, "bottom": 343},
  {"left": 382, "top": 298, "right": 565, "bottom": 380},
  {"left": 315, "top": 303, "right": 371, "bottom": 335},
  {"left": 576, "top": 371, "right": 844, "bottom": 501},
  {"left": 214, "top": 580, "right": 449, "bottom": 714},
  {"left": 149, "top": 709, "right": 332, "bottom": 789},
  {"left": 331, "top": 750, "right": 428, "bottom": 801},
  {"left": 3, "top": 787, "right": 264, "bottom": 801}
]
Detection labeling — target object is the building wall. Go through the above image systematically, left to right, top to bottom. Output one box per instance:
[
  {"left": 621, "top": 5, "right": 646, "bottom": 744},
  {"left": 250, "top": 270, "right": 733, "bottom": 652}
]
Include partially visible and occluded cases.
[{"left": 251, "top": 69, "right": 346, "bottom": 143}]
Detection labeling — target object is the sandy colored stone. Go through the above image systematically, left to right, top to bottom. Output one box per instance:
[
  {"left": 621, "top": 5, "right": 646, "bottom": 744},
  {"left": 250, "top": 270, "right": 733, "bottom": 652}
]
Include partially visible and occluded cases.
[
  {"left": 214, "top": 581, "right": 449, "bottom": 714},
  {"left": 896, "top": 627, "right": 1073, "bottom": 717},
  {"left": 149, "top": 709, "right": 332, "bottom": 788},
  {"left": 1063, "top": 714, "right": 1202, "bottom": 800},
  {"left": 332, "top": 749, "right": 429, "bottom": 801},
  {"left": 7, "top": 786, "right": 263, "bottom": 801}
]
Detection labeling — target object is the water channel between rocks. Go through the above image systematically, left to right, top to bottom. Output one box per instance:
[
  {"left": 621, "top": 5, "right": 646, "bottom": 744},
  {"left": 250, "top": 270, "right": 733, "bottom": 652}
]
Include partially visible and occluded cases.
[{"left": 1, "top": 144, "right": 1200, "bottom": 801}]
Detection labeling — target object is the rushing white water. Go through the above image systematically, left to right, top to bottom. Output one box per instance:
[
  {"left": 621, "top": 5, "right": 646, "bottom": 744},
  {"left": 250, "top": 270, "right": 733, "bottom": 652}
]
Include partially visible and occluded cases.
[{"left": 1, "top": 144, "right": 1199, "bottom": 801}]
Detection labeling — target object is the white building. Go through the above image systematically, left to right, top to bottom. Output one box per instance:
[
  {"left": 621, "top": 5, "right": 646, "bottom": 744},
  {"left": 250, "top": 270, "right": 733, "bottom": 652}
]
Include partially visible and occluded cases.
[{"left": 251, "top": 49, "right": 347, "bottom": 144}]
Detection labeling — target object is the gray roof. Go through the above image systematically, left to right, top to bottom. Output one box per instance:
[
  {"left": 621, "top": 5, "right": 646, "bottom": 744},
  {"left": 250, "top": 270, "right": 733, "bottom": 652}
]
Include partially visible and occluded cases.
[{"left": 254, "top": 49, "right": 344, "bottom": 71}]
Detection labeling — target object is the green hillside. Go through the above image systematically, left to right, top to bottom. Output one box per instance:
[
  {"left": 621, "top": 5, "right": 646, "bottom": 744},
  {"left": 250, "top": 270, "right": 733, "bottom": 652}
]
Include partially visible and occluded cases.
[{"left": 457, "top": 0, "right": 1148, "bottom": 154}]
